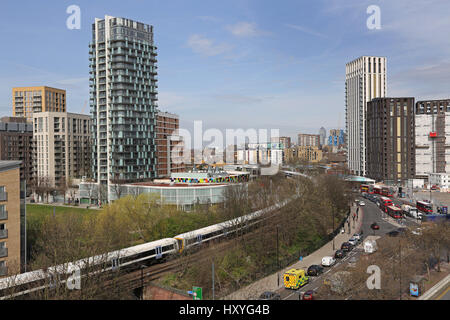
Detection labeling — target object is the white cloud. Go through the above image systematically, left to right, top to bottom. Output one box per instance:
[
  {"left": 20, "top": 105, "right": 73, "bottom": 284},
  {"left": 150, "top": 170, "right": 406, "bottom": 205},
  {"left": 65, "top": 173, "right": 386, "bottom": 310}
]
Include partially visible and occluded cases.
[
  {"left": 226, "top": 22, "right": 270, "bottom": 37},
  {"left": 285, "top": 24, "right": 328, "bottom": 38},
  {"left": 186, "top": 34, "right": 232, "bottom": 56}
]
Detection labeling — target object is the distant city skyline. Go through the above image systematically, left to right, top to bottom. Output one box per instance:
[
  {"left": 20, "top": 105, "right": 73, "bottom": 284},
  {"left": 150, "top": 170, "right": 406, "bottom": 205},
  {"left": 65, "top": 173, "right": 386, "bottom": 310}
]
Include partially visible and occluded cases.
[{"left": 1, "top": 0, "right": 450, "bottom": 138}]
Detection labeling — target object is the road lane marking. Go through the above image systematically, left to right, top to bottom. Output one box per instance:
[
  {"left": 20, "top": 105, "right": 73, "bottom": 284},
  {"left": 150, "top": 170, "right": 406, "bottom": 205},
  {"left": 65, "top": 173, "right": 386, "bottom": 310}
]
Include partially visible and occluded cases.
[{"left": 436, "top": 286, "right": 450, "bottom": 300}]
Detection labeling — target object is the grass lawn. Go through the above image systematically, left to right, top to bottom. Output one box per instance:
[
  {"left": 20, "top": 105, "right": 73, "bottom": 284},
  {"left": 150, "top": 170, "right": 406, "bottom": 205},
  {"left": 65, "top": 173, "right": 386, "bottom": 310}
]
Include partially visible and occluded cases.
[{"left": 26, "top": 204, "right": 97, "bottom": 220}]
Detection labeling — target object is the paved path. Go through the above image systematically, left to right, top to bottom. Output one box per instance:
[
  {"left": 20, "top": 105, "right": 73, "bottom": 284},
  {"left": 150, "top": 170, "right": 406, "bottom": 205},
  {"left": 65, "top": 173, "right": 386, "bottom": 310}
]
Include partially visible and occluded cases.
[{"left": 225, "top": 205, "right": 363, "bottom": 300}]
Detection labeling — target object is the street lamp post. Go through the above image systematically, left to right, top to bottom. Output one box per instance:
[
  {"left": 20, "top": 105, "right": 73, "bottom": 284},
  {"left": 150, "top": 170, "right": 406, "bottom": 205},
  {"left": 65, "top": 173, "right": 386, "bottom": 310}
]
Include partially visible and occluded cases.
[
  {"left": 332, "top": 208, "right": 335, "bottom": 250},
  {"left": 276, "top": 226, "right": 280, "bottom": 287}
]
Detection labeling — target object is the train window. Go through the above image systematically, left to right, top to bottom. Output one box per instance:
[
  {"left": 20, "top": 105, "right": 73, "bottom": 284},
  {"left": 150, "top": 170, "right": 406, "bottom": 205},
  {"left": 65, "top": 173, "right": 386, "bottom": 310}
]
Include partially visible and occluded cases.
[
  {"left": 196, "top": 235, "right": 202, "bottom": 243},
  {"left": 162, "top": 244, "right": 174, "bottom": 252},
  {"left": 155, "top": 246, "right": 162, "bottom": 259}
]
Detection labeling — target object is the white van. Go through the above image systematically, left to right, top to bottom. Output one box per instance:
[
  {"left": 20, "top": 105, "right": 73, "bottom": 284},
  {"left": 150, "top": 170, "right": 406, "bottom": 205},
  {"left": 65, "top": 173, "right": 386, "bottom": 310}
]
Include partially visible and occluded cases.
[
  {"left": 363, "top": 240, "right": 378, "bottom": 254},
  {"left": 321, "top": 256, "right": 336, "bottom": 267}
]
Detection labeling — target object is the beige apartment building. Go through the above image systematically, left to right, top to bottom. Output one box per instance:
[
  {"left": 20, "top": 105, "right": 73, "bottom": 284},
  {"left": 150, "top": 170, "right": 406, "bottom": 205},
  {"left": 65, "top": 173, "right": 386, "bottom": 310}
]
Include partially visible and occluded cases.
[
  {"left": 13, "top": 86, "right": 66, "bottom": 123},
  {"left": 33, "top": 112, "right": 91, "bottom": 188},
  {"left": 285, "top": 146, "right": 323, "bottom": 163},
  {"left": 0, "top": 161, "right": 21, "bottom": 277}
]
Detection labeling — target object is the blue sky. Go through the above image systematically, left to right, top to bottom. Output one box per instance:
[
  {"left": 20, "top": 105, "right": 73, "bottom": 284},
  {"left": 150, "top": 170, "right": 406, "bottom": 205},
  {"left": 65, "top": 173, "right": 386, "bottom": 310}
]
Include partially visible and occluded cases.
[{"left": 1, "top": 0, "right": 450, "bottom": 141}]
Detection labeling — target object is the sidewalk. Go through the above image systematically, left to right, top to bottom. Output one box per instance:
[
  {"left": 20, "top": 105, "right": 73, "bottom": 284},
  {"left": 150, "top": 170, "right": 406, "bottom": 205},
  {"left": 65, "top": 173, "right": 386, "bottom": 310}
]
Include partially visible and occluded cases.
[{"left": 225, "top": 205, "right": 363, "bottom": 299}]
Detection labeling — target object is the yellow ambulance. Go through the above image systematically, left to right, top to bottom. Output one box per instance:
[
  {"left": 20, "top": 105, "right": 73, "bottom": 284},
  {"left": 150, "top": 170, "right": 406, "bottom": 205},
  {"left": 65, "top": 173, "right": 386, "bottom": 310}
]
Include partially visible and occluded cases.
[{"left": 283, "top": 268, "right": 309, "bottom": 289}]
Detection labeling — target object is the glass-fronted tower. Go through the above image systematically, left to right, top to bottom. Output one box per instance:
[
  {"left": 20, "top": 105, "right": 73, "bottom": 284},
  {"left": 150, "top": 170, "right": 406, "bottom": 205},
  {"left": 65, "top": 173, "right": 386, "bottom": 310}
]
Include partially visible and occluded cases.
[{"left": 89, "top": 16, "right": 158, "bottom": 201}]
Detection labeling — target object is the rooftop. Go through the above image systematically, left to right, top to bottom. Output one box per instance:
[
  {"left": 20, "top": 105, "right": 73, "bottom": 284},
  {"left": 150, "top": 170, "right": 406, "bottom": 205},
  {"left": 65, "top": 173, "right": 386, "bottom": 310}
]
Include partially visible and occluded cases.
[{"left": 0, "top": 160, "right": 22, "bottom": 172}]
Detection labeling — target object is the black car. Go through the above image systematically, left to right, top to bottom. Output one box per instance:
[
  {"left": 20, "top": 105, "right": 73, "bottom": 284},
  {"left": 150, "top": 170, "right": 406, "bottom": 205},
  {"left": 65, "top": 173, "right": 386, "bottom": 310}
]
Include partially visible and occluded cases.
[
  {"left": 387, "top": 230, "right": 399, "bottom": 237},
  {"left": 341, "top": 242, "right": 352, "bottom": 252},
  {"left": 334, "top": 249, "right": 346, "bottom": 259},
  {"left": 307, "top": 264, "right": 324, "bottom": 276},
  {"left": 259, "top": 291, "right": 281, "bottom": 300}
]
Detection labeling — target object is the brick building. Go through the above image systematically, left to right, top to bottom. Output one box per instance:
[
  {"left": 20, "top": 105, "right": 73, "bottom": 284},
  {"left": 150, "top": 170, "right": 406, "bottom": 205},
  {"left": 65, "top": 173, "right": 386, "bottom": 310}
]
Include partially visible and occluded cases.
[
  {"left": 366, "top": 97, "right": 415, "bottom": 184},
  {"left": 155, "top": 112, "right": 184, "bottom": 177},
  {"left": 0, "top": 117, "right": 33, "bottom": 185}
]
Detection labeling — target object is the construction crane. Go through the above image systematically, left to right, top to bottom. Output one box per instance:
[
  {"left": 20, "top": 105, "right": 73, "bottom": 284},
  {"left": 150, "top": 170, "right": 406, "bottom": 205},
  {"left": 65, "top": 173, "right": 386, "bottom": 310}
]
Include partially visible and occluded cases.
[{"left": 81, "top": 100, "right": 88, "bottom": 114}]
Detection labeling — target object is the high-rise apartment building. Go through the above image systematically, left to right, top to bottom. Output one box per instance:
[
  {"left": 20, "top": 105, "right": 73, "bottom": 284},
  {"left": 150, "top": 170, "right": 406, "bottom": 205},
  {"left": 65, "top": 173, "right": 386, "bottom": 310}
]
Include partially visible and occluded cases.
[
  {"left": 90, "top": 16, "right": 158, "bottom": 198},
  {"left": 345, "top": 56, "right": 386, "bottom": 176},
  {"left": 12, "top": 86, "right": 66, "bottom": 123},
  {"left": 366, "top": 97, "right": 415, "bottom": 184},
  {"left": 415, "top": 99, "right": 450, "bottom": 180},
  {"left": 156, "top": 111, "right": 184, "bottom": 177},
  {"left": 33, "top": 112, "right": 91, "bottom": 188},
  {"left": 0, "top": 117, "right": 33, "bottom": 185},
  {"left": 319, "top": 127, "right": 327, "bottom": 146},
  {"left": 297, "top": 133, "right": 320, "bottom": 147},
  {"left": 0, "top": 161, "right": 22, "bottom": 277}
]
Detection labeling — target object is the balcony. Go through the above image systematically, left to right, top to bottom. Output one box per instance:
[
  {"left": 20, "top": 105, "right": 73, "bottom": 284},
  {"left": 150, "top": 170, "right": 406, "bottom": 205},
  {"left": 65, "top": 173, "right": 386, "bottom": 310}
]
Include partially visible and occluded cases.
[
  {"left": 0, "top": 192, "right": 7, "bottom": 202},
  {"left": 0, "top": 211, "right": 7, "bottom": 220},
  {"left": 0, "top": 229, "right": 8, "bottom": 239},
  {"left": 0, "top": 247, "right": 7, "bottom": 258}
]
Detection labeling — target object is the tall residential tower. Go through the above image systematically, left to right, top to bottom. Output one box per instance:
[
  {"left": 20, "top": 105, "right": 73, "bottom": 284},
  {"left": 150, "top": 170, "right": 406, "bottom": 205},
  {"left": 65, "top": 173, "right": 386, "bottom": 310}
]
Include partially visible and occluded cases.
[
  {"left": 89, "top": 16, "right": 158, "bottom": 200},
  {"left": 345, "top": 56, "right": 386, "bottom": 176}
]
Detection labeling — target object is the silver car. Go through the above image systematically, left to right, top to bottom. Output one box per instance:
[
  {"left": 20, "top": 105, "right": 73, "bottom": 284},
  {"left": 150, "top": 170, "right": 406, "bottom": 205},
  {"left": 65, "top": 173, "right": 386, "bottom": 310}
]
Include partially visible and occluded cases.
[{"left": 348, "top": 237, "right": 358, "bottom": 246}]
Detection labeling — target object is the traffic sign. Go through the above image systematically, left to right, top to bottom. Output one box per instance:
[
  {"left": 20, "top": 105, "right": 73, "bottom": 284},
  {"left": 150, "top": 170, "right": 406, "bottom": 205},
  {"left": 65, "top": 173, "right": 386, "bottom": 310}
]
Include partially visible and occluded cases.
[{"left": 192, "top": 286, "right": 202, "bottom": 300}]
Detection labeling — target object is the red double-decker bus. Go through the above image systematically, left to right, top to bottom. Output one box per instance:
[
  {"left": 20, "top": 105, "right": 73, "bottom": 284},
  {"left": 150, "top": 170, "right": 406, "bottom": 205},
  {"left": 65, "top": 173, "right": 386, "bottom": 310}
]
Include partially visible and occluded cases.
[
  {"left": 360, "top": 184, "right": 369, "bottom": 193},
  {"left": 373, "top": 186, "right": 382, "bottom": 195},
  {"left": 381, "top": 186, "right": 393, "bottom": 197},
  {"left": 380, "top": 196, "right": 393, "bottom": 213},
  {"left": 416, "top": 201, "right": 433, "bottom": 214},
  {"left": 387, "top": 205, "right": 403, "bottom": 219}
]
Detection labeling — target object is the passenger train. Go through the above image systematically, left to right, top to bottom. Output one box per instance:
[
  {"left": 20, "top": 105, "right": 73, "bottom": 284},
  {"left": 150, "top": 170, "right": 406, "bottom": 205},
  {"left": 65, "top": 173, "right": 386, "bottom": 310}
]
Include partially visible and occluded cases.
[{"left": 0, "top": 198, "right": 292, "bottom": 298}]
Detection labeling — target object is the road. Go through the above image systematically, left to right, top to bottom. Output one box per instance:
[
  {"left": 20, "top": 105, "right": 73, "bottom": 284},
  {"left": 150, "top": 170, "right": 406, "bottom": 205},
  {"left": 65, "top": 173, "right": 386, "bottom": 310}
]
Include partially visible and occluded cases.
[
  {"left": 279, "top": 195, "right": 421, "bottom": 300},
  {"left": 436, "top": 286, "right": 450, "bottom": 300}
]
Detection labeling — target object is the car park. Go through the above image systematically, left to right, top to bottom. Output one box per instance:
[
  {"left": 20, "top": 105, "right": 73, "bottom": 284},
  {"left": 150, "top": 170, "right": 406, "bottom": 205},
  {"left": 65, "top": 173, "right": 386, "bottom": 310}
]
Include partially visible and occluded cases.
[
  {"left": 340, "top": 242, "right": 352, "bottom": 252},
  {"left": 334, "top": 249, "right": 346, "bottom": 259},
  {"left": 321, "top": 256, "right": 336, "bottom": 267},
  {"left": 307, "top": 265, "right": 324, "bottom": 276},
  {"left": 259, "top": 291, "right": 281, "bottom": 300}
]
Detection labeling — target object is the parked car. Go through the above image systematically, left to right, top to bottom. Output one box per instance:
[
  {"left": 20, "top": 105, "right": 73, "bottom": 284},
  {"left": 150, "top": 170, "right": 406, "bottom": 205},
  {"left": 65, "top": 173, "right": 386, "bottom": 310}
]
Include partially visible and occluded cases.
[
  {"left": 359, "top": 201, "right": 365, "bottom": 206},
  {"left": 370, "top": 222, "right": 380, "bottom": 230},
  {"left": 353, "top": 233, "right": 363, "bottom": 241},
  {"left": 348, "top": 237, "right": 358, "bottom": 246},
  {"left": 341, "top": 242, "right": 352, "bottom": 252},
  {"left": 334, "top": 249, "right": 346, "bottom": 259},
  {"left": 321, "top": 256, "right": 336, "bottom": 267},
  {"left": 307, "top": 265, "right": 324, "bottom": 276},
  {"left": 302, "top": 290, "right": 315, "bottom": 300},
  {"left": 259, "top": 291, "right": 281, "bottom": 300}
]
